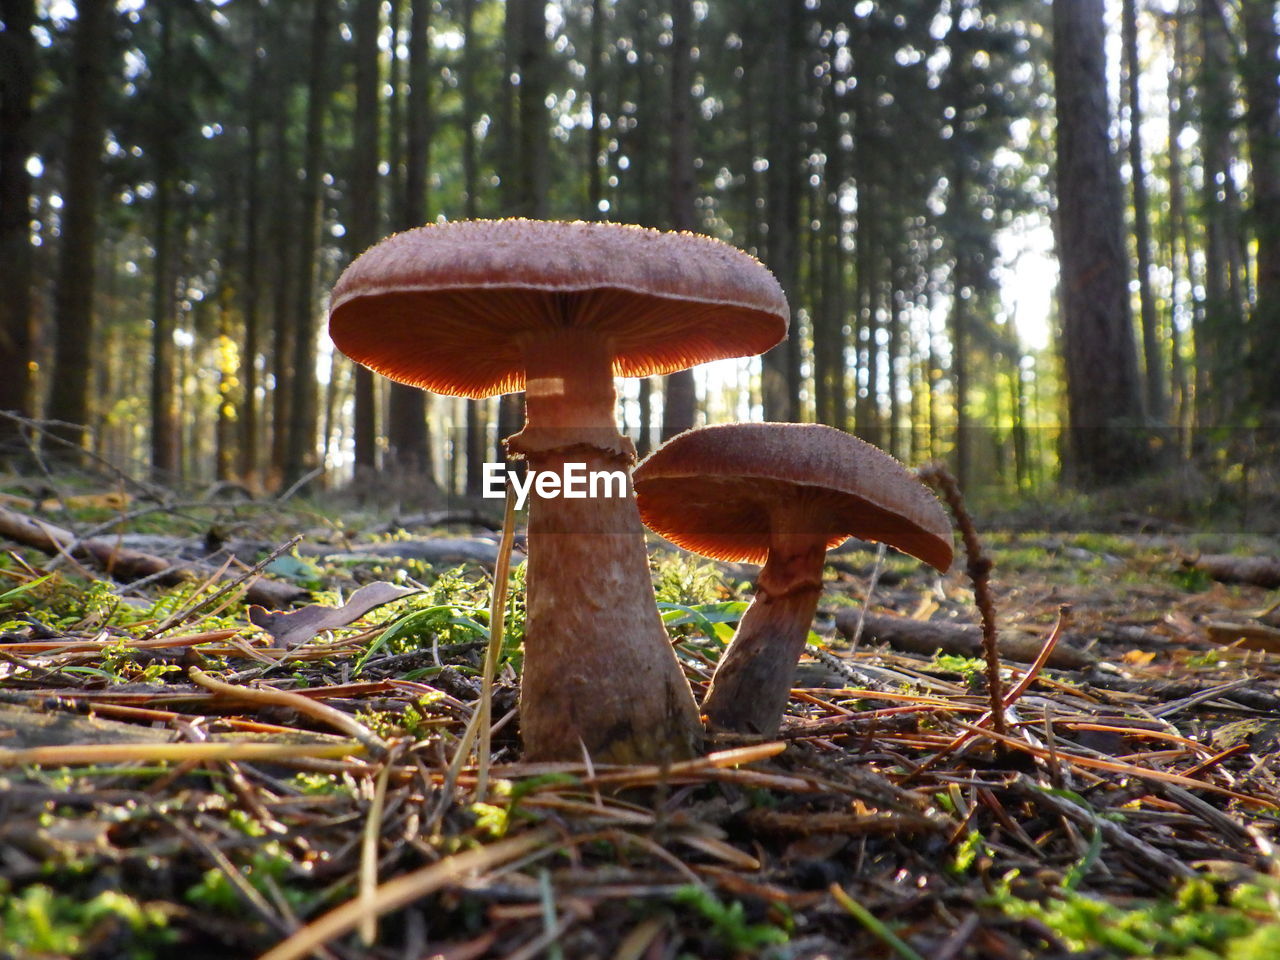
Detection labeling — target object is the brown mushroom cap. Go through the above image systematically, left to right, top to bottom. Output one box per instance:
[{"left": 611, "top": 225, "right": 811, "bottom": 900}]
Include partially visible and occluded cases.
[
  {"left": 328, "top": 219, "right": 789, "bottom": 398},
  {"left": 634, "top": 423, "right": 954, "bottom": 572}
]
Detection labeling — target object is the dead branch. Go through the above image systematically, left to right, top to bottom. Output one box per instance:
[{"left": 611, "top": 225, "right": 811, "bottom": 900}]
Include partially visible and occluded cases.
[
  {"left": 0, "top": 503, "right": 305, "bottom": 608},
  {"left": 834, "top": 610, "right": 1094, "bottom": 670}
]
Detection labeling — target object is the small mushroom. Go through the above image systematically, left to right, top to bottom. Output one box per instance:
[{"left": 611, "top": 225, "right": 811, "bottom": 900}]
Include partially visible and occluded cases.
[
  {"left": 328, "top": 219, "right": 788, "bottom": 762},
  {"left": 633, "top": 422, "right": 953, "bottom": 736}
]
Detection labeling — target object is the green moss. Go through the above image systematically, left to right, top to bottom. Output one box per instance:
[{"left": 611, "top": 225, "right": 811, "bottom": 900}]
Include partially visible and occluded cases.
[
  {"left": 991, "top": 872, "right": 1280, "bottom": 958},
  {"left": 0, "top": 882, "right": 173, "bottom": 959}
]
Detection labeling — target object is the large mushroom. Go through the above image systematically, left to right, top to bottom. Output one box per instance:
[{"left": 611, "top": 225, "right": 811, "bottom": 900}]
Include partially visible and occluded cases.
[
  {"left": 328, "top": 219, "right": 788, "bottom": 762},
  {"left": 633, "top": 422, "right": 953, "bottom": 736}
]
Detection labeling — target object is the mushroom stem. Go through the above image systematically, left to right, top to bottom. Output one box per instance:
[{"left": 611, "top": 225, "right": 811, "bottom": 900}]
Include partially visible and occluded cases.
[
  {"left": 506, "top": 330, "right": 702, "bottom": 763},
  {"left": 701, "top": 523, "right": 828, "bottom": 735}
]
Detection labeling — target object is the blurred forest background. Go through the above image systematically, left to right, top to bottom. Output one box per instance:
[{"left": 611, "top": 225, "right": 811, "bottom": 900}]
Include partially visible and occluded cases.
[{"left": 2, "top": 0, "right": 1278, "bottom": 513}]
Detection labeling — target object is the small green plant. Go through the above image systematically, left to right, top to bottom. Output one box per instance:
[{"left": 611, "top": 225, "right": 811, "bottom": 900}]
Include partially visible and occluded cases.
[
  {"left": 653, "top": 554, "right": 727, "bottom": 607},
  {"left": 1171, "top": 565, "right": 1215, "bottom": 592},
  {"left": 658, "top": 600, "right": 746, "bottom": 644},
  {"left": 932, "top": 653, "right": 986, "bottom": 685},
  {"left": 357, "top": 692, "right": 446, "bottom": 738},
  {"left": 950, "top": 829, "right": 991, "bottom": 875},
  {"left": 185, "top": 840, "right": 310, "bottom": 915},
  {"left": 991, "top": 872, "right": 1280, "bottom": 958},
  {"left": 0, "top": 882, "right": 172, "bottom": 958},
  {"left": 672, "top": 885, "right": 790, "bottom": 954}
]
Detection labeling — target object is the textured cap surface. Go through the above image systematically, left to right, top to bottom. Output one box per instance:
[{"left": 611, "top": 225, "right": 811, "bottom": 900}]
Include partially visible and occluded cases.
[
  {"left": 328, "top": 219, "right": 789, "bottom": 398},
  {"left": 634, "top": 423, "right": 954, "bottom": 571}
]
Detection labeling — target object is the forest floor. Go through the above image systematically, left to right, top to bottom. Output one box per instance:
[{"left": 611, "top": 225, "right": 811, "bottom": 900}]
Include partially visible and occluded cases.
[{"left": 1, "top": 472, "right": 1279, "bottom": 959}]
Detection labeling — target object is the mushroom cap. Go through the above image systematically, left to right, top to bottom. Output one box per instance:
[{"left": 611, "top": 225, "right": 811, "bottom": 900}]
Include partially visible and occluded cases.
[
  {"left": 328, "top": 219, "right": 789, "bottom": 398},
  {"left": 633, "top": 423, "right": 954, "bottom": 572}
]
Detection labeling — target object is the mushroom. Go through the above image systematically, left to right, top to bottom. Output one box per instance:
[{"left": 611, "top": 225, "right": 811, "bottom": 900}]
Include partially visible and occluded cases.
[
  {"left": 328, "top": 219, "right": 788, "bottom": 762},
  {"left": 633, "top": 422, "right": 953, "bottom": 736}
]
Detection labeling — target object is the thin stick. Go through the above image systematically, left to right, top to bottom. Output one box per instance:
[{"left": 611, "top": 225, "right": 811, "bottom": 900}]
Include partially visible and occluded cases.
[
  {"left": 919, "top": 463, "right": 1004, "bottom": 735},
  {"left": 438, "top": 483, "right": 517, "bottom": 808},
  {"left": 478, "top": 483, "right": 518, "bottom": 799},
  {"left": 141, "top": 534, "right": 303, "bottom": 639},
  {"left": 849, "top": 542, "right": 888, "bottom": 648},
  {"left": 904, "top": 604, "right": 1073, "bottom": 782},
  {"left": 188, "top": 667, "right": 388, "bottom": 755},
  {"left": 0, "top": 741, "right": 362, "bottom": 767},
  {"left": 358, "top": 754, "right": 395, "bottom": 945},
  {"left": 257, "top": 828, "right": 556, "bottom": 960},
  {"left": 829, "top": 883, "right": 928, "bottom": 960}
]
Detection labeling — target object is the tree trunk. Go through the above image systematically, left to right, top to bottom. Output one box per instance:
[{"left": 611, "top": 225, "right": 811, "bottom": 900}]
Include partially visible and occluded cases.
[
  {"left": 0, "top": 0, "right": 36, "bottom": 442},
  {"left": 48, "top": 0, "right": 113, "bottom": 452},
  {"left": 238, "top": 0, "right": 265, "bottom": 487},
  {"left": 283, "top": 0, "right": 332, "bottom": 489},
  {"left": 350, "top": 0, "right": 383, "bottom": 478},
  {"left": 383, "top": 0, "right": 435, "bottom": 484},
  {"left": 386, "top": 0, "right": 405, "bottom": 223},
  {"left": 460, "top": 0, "right": 485, "bottom": 495},
  {"left": 493, "top": 0, "right": 546, "bottom": 466},
  {"left": 508, "top": 0, "right": 549, "bottom": 218},
  {"left": 586, "top": 0, "right": 606, "bottom": 218},
  {"left": 662, "top": 0, "right": 697, "bottom": 441},
  {"left": 761, "top": 0, "right": 804, "bottom": 423},
  {"left": 1051, "top": 0, "right": 1147, "bottom": 485},
  {"left": 1123, "top": 0, "right": 1166, "bottom": 424},
  {"left": 1240, "top": 0, "right": 1280, "bottom": 417},
  {"left": 1197, "top": 2, "right": 1245, "bottom": 427},
  {"left": 146, "top": 5, "right": 179, "bottom": 483},
  {"left": 1165, "top": 5, "right": 1190, "bottom": 441},
  {"left": 268, "top": 6, "right": 297, "bottom": 486},
  {"left": 815, "top": 63, "right": 847, "bottom": 431},
  {"left": 148, "top": 180, "right": 178, "bottom": 482},
  {"left": 949, "top": 225, "right": 972, "bottom": 489}
]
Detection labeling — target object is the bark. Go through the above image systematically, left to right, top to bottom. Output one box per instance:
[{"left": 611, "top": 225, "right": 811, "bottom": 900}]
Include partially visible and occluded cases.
[
  {"left": 0, "top": 0, "right": 36, "bottom": 439},
  {"left": 48, "top": 0, "right": 113, "bottom": 451},
  {"left": 283, "top": 0, "right": 332, "bottom": 489},
  {"left": 349, "top": 0, "right": 381, "bottom": 476},
  {"left": 386, "top": 0, "right": 405, "bottom": 222},
  {"left": 387, "top": 0, "right": 435, "bottom": 480},
  {"left": 460, "top": 0, "right": 484, "bottom": 496},
  {"left": 461, "top": 0, "right": 480, "bottom": 219},
  {"left": 491, "top": 0, "right": 545, "bottom": 469},
  {"left": 507, "top": 0, "right": 549, "bottom": 218},
  {"left": 585, "top": 0, "right": 605, "bottom": 218},
  {"left": 662, "top": 0, "right": 697, "bottom": 441},
  {"left": 761, "top": 0, "right": 805, "bottom": 422},
  {"left": 1051, "top": 0, "right": 1147, "bottom": 485},
  {"left": 1123, "top": 0, "right": 1167, "bottom": 423},
  {"left": 1240, "top": 0, "right": 1280, "bottom": 416},
  {"left": 238, "top": 1, "right": 265, "bottom": 487},
  {"left": 1197, "top": 2, "right": 1246, "bottom": 426},
  {"left": 268, "top": 6, "right": 296, "bottom": 483},
  {"left": 1165, "top": 7, "right": 1190, "bottom": 437},
  {"left": 147, "top": 10, "right": 178, "bottom": 484},
  {"left": 944, "top": 15, "right": 974, "bottom": 487},
  {"left": 815, "top": 65, "right": 847, "bottom": 431},
  {"left": 855, "top": 180, "right": 884, "bottom": 448},
  {"left": 215, "top": 189, "right": 238, "bottom": 483},
  {"left": 950, "top": 194, "right": 973, "bottom": 490},
  {"left": 888, "top": 260, "right": 906, "bottom": 460},
  {"left": 636, "top": 378, "right": 653, "bottom": 457},
  {"left": 465, "top": 400, "right": 486, "bottom": 497}
]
